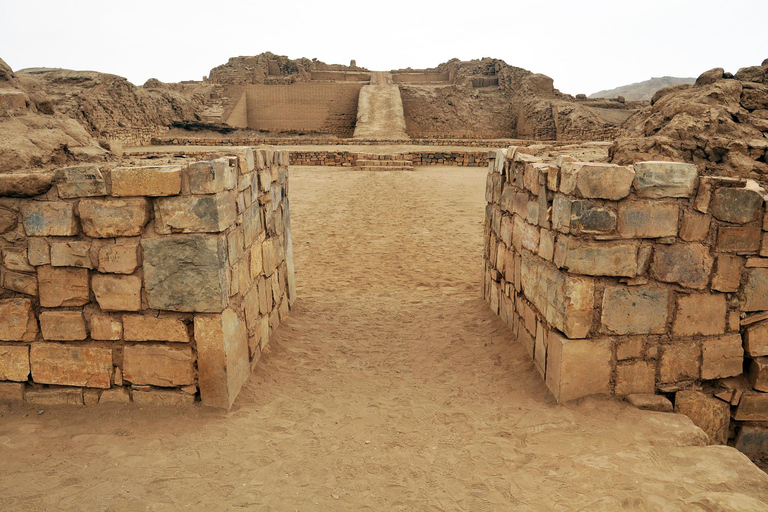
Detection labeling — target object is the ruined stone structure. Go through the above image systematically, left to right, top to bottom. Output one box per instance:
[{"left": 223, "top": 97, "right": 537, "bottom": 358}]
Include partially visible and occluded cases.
[
  {"left": 0, "top": 147, "right": 294, "bottom": 408},
  {"left": 484, "top": 147, "right": 768, "bottom": 447}
]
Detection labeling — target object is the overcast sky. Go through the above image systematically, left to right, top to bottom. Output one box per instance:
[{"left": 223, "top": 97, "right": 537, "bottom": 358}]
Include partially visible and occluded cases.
[{"left": 1, "top": 0, "right": 766, "bottom": 95}]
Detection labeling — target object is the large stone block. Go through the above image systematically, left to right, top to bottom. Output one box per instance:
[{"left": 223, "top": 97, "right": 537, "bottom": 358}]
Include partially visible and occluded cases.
[
  {"left": 186, "top": 159, "right": 236, "bottom": 194},
  {"left": 561, "top": 162, "right": 634, "bottom": 200},
  {"left": 632, "top": 162, "right": 698, "bottom": 198},
  {"left": 54, "top": 165, "right": 106, "bottom": 198},
  {"left": 110, "top": 166, "right": 182, "bottom": 196},
  {"left": 710, "top": 187, "right": 763, "bottom": 224},
  {"left": 154, "top": 191, "right": 236, "bottom": 234},
  {"left": 79, "top": 198, "right": 150, "bottom": 238},
  {"left": 569, "top": 200, "right": 616, "bottom": 234},
  {"left": 21, "top": 201, "right": 77, "bottom": 236},
  {"left": 617, "top": 201, "right": 679, "bottom": 238},
  {"left": 0, "top": 207, "right": 17, "bottom": 234},
  {"left": 679, "top": 210, "right": 710, "bottom": 242},
  {"left": 717, "top": 226, "right": 761, "bottom": 253},
  {"left": 142, "top": 235, "right": 229, "bottom": 313},
  {"left": 555, "top": 236, "right": 638, "bottom": 277},
  {"left": 27, "top": 238, "right": 50, "bottom": 266},
  {"left": 50, "top": 241, "right": 93, "bottom": 268},
  {"left": 97, "top": 243, "right": 139, "bottom": 274},
  {"left": 650, "top": 244, "right": 713, "bottom": 289},
  {"left": 3, "top": 246, "right": 34, "bottom": 271},
  {"left": 711, "top": 255, "right": 743, "bottom": 292},
  {"left": 37, "top": 266, "right": 89, "bottom": 307},
  {"left": 743, "top": 268, "right": 768, "bottom": 311},
  {"left": 2, "top": 270, "right": 37, "bottom": 296},
  {"left": 92, "top": 274, "right": 142, "bottom": 311},
  {"left": 601, "top": 286, "right": 669, "bottom": 335},
  {"left": 673, "top": 293, "right": 726, "bottom": 336},
  {"left": 0, "top": 298, "right": 38, "bottom": 341},
  {"left": 195, "top": 309, "right": 250, "bottom": 409},
  {"left": 39, "top": 310, "right": 87, "bottom": 341},
  {"left": 89, "top": 313, "right": 122, "bottom": 340},
  {"left": 123, "top": 314, "right": 189, "bottom": 342},
  {"left": 744, "top": 320, "right": 768, "bottom": 357},
  {"left": 701, "top": 333, "right": 744, "bottom": 380},
  {"left": 545, "top": 334, "right": 612, "bottom": 403},
  {"left": 660, "top": 341, "right": 700, "bottom": 383},
  {"left": 30, "top": 343, "right": 112, "bottom": 388},
  {"left": 122, "top": 343, "right": 195, "bottom": 387},
  {"left": 0, "top": 344, "right": 30, "bottom": 381},
  {"left": 748, "top": 357, "right": 768, "bottom": 392},
  {"left": 615, "top": 360, "right": 656, "bottom": 395},
  {"left": 0, "top": 382, "right": 25, "bottom": 402},
  {"left": 25, "top": 386, "right": 83, "bottom": 405},
  {"left": 132, "top": 387, "right": 195, "bottom": 406},
  {"left": 675, "top": 390, "right": 729, "bottom": 444},
  {"left": 734, "top": 393, "right": 768, "bottom": 421},
  {"left": 734, "top": 426, "right": 768, "bottom": 456}
]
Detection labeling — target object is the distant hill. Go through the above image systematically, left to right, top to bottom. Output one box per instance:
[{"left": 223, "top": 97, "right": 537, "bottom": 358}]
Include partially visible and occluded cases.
[{"left": 589, "top": 76, "right": 695, "bottom": 101}]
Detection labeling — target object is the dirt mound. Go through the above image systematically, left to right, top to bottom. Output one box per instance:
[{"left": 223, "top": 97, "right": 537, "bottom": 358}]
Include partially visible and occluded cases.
[
  {"left": 208, "top": 52, "right": 365, "bottom": 85},
  {"left": 610, "top": 61, "right": 768, "bottom": 182},
  {"left": 590, "top": 76, "right": 696, "bottom": 101}
]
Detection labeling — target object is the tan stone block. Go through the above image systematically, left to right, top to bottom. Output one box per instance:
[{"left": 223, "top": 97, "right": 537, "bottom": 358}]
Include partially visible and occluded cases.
[
  {"left": 186, "top": 159, "right": 235, "bottom": 194},
  {"left": 561, "top": 162, "right": 634, "bottom": 200},
  {"left": 632, "top": 162, "right": 698, "bottom": 198},
  {"left": 54, "top": 164, "right": 106, "bottom": 198},
  {"left": 111, "top": 166, "right": 182, "bottom": 197},
  {"left": 710, "top": 187, "right": 763, "bottom": 224},
  {"left": 154, "top": 192, "right": 236, "bottom": 234},
  {"left": 79, "top": 198, "right": 150, "bottom": 238},
  {"left": 569, "top": 200, "right": 616, "bottom": 234},
  {"left": 21, "top": 201, "right": 77, "bottom": 236},
  {"left": 617, "top": 201, "right": 679, "bottom": 239},
  {"left": 679, "top": 210, "right": 711, "bottom": 242},
  {"left": 717, "top": 225, "right": 761, "bottom": 253},
  {"left": 538, "top": 228, "right": 555, "bottom": 261},
  {"left": 762, "top": 233, "right": 768, "bottom": 257},
  {"left": 555, "top": 236, "right": 638, "bottom": 277},
  {"left": 262, "top": 237, "right": 279, "bottom": 277},
  {"left": 27, "top": 238, "right": 50, "bottom": 266},
  {"left": 50, "top": 241, "right": 93, "bottom": 269},
  {"left": 98, "top": 243, "right": 139, "bottom": 274},
  {"left": 651, "top": 244, "right": 713, "bottom": 289},
  {"left": 3, "top": 246, "right": 34, "bottom": 271},
  {"left": 711, "top": 255, "right": 743, "bottom": 292},
  {"left": 746, "top": 257, "right": 768, "bottom": 268},
  {"left": 38, "top": 266, "right": 89, "bottom": 307},
  {"left": 743, "top": 268, "right": 768, "bottom": 312},
  {"left": 2, "top": 270, "right": 37, "bottom": 296},
  {"left": 92, "top": 274, "right": 142, "bottom": 312},
  {"left": 601, "top": 286, "right": 669, "bottom": 335},
  {"left": 673, "top": 293, "right": 726, "bottom": 336},
  {"left": 0, "top": 298, "right": 38, "bottom": 341},
  {"left": 39, "top": 310, "right": 87, "bottom": 341},
  {"left": 728, "top": 311, "right": 741, "bottom": 332},
  {"left": 90, "top": 313, "right": 122, "bottom": 340},
  {"left": 123, "top": 314, "right": 189, "bottom": 342},
  {"left": 744, "top": 320, "right": 768, "bottom": 357},
  {"left": 534, "top": 324, "right": 546, "bottom": 377},
  {"left": 701, "top": 333, "right": 744, "bottom": 380},
  {"left": 545, "top": 334, "right": 612, "bottom": 403},
  {"left": 616, "top": 337, "right": 644, "bottom": 360},
  {"left": 660, "top": 341, "right": 700, "bottom": 383},
  {"left": 30, "top": 343, "right": 112, "bottom": 388},
  {"left": 0, "top": 344, "right": 30, "bottom": 381},
  {"left": 123, "top": 344, "right": 195, "bottom": 387},
  {"left": 748, "top": 357, "right": 768, "bottom": 392},
  {"left": 615, "top": 360, "right": 656, "bottom": 395},
  {"left": 0, "top": 381, "right": 25, "bottom": 402},
  {"left": 25, "top": 386, "right": 83, "bottom": 405},
  {"left": 99, "top": 387, "right": 131, "bottom": 403},
  {"left": 132, "top": 387, "right": 195, "bottom": 406},
  {"left": 83, "top": 388, "right": 101, "bottom": 406},
  {"left": 675, "top": 390, "right": 729, "bottom": 444},
  {"left": 625, "top": 393, "right": 673, "bottom": 412},
  {"left": 734, "top": 393, "right": 768, "bottom": 421}
]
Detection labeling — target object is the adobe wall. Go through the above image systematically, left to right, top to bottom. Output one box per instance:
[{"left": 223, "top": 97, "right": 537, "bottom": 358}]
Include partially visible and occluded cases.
[
  {"left": 392, "top": 72, "right": 451, "bottom": 83},
  {"left": 151, "top": 135, "right": 519, "bottom": 147},
  {"left": 0, "top": 147, "right": 294, "bottom": 408},
  {"left": 484, "top": 147, "right": 768, "bottom": 446},
  {"left": 289, "top": 150, "right": 490, "bottom": 167}
]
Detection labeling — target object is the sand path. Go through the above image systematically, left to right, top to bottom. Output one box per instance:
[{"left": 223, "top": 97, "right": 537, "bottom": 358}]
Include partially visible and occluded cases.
[{"left": 0, "top": 166, "right": 766, "bottom": 511}]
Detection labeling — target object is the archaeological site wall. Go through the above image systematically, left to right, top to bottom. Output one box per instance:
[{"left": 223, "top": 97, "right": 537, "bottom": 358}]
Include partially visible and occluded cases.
[
  {"left": 0, "top": 147, "right": 294, "bottom": 408},
  {"left": 484, "top": 148, "right": 768, "bottom": 446}
]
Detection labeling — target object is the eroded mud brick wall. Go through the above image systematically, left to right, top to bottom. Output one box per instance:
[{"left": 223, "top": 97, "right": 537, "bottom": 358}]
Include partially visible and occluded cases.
[
  {"left": 0, "top": 147, "right": 294, "bottom": 408},
  {"left": 483, "top": 148, "right": 768, "bottom": 419}
]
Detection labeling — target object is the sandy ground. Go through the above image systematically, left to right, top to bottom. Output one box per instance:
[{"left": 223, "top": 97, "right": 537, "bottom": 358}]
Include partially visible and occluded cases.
[{"left": 1, "top": 166, "right": 767, "bottom": 511}]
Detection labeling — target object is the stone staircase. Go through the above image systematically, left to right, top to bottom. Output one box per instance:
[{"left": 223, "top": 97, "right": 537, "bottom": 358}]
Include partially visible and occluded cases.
[{"left": 354, "top": 153, "right": 414, "bottom": 171}]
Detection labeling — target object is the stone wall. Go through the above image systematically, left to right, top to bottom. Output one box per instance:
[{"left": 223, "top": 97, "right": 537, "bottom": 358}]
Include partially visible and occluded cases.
[
  {"left": 151, "top": 136, "right": 520, "bottom": 147},
  {"left": 0, "top": 147, "right": 294, "bottom": 409},
  {"left": 483, "top": 147, "right": 768, "bottom": 445},
  {"left": 288, "top": 150, "right": 489, "bottom": 168}
]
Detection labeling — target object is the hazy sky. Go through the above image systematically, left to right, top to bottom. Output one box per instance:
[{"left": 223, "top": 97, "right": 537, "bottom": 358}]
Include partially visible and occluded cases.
[{"left": 1, "top": 0, "right": 766, "bottom": 95}]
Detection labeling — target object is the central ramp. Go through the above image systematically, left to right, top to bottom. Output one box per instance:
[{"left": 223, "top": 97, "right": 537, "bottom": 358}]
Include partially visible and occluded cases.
[{"left": 352, "top": 71, "right": 409, "bottom": 140}]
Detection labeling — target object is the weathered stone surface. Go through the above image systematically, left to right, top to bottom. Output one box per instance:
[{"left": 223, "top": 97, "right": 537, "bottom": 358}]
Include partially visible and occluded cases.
[
  {"left": 186, "top": 159, "right": 236, "bottom": 194},
  {"left": 632, "top": 162, "right": 698, "bottom": 198},
  {"left": 575, "top": 163, "right": 634, "bottom": 200},
  {"left": 54, "top": 165, "right": 106, "bottom": 198},
  {"left": 111, "top": 166, "right": 181, "bottom": 196},
  {"left": 0, "top": 173, "right": 54, "bottom": 197},
  {"left": 710, "top": 187, "right": 763, "bottom": 224},
  {"left": 154, "top": 191, "right": 236, "bottom": 234},
  {"left": 551, "top": 194, "right": 571, "bottom": 233},
  {"left": 79, "top": 198, "right": 150, "bottom": 238},
  {"left": 569, "top": 200, "right": 616, "bottom": 234},
  {"left": 21, "top": 201, "right": 77, "bottom": 236},
  {"left": 617, "top": 201, "right": 679, "bottom": 238},
  {"left": 0, "top": 207, "right": 18, "bottom": 234},
  {"left": 679, "top": 210, "right": 711, "bottom": 242},
  {"left": 717, "top": 226, "right": 761, "bottom": 253},
  {"left": 142, "top": 235, "right": 229, "bottom": 313},
  {"left": 555, "top": 236, "right": 638, "bottom": 277},
  {"left": 262, "top": 237, "right": 280, "bottom": 277},
  {"left": 27, "top": 238, "right": 49, "bottom": 266},
  {"left": 50, "top": 241, "right": 93, "bottom": 268},
  {"left": 97, "top": 243, "right": 139, "bottom": 274},
  {"left": 651, "top": 244, "right": 713, "bottom": 289},
  {"left": 3, "top": 246, "right": 33, "bottom": 271},
  {"left": 711, "top": 255, "right": 743, "bottom": 292},
  {"left": 38, "top": 266, "right": 89, "bottom": 307},
  {"left": 743, "top": 268, "right": 768, "bottom": 312},
  {"left": 2, "top": 269, "right": 35, "bottom": 296},
  {"left": 91, "top": 274, "right": 142, "bottom": 312},
  {"left": 601, "top": 286, "right": 669, "bottom": 335},
  {"left": 673, "top": 293, "right": 726, "bottom": 336},
  {"left": 0, "top": 298, "right": 38, "bottom": 341},
  {"left": 195, "top": 309, "right": 250, "bottom": 409},
  {"left": 39, "top": 310, "right": 87, "bottom": 341},
  {"left": 89, "top": 313, "right": 122, "bottom": 340},
  {"left": 123, "top": 314, "right": 189, "bottom": 342},
  {"left": 744, "top": 320, "right": 768, "bottom": 357},
  {"left": 702, "top": 333, "right": 744, "bottom": 380},
  {"left": 545, "top": 334, "right": 612, "bottom": 403},
  {"left": 617, "top": 338, "right": 644, "bottom": 360},
  {"left": 660, "top": 341, "right": 700, "bottom": 383},
  {"left": 30, "top": 343, "right": 112, "bottom": 388},
  {"left": 0, "top": 344, "right": 30, "bottom": 381},
  {"left": 123, "top": 344, "right": 195, "bottom": 387},
  {"left": 748, "top": 357, "right": 768, "bottom": 392},
  {"left": 615, "top": 360, "right": 656, "bottom": 395},
  {"left": 0, "top": 381, "right": 25, "bottom": 402},
  {"left": 25, "top": 386, "right": 83, "bottom": 405},
  {"left": 99, "top": 387, "right": 131, "bottom": 403},
  {"left": 132, "top": 387, "right": 195, "bottom": 406},
  {"left": 675, "top": 390, "right": 729, "bottom": 444},
  {"left": 734, "top": 393, "right": 768, "bottom": 421},
  {"left": 625, "top": 394, "right": 673, "bottom": 412},
  {"left": 734, "top": 426, "right": 768, "bottom": 456}
]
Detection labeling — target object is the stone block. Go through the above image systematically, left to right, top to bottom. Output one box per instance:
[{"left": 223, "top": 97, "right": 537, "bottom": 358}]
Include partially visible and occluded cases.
[
  {"left": 186, "top": 159, "right": 236, "bottom": 194},
  {"left": 632, "top": 162, "right": 698, "bottom": 198},
  {"left": 576, "top": 163, "right": 634, "bottom": 200},
  {"left": 54, "top": 165, "right": 106, "bottom": 198},
  {"left": 110, "top": 166, "right": 182, "bottom": 196},
  {"left": 710, "top": 187, "right": 763, "bottom": 224},
  {"left": 154, "top": 191, "right": 236, "bottom": 234},
  {"left": 551, "top": 194, "right": 571, "bottom": 233},
  {"left": 79, "top": 198, "right": 150, "bottom": 238},
  {"left": 570, "top": 200, "right": 616, "bottom": 234},
  {"left": 21, "top": 201, "right": 77, "bottom": 236},
  {"left": 617, "top": 201, "right": 679, "bottom": 238},
  {"left": 0, "top": 207, "right": 17, "bottom": 234},
  {"left": 679, "top": 210, "right": 711, "bottom": 242},
  {"left": 717, "top": 225, "right": 761, "bottom": 253},
  {"left": 538, "top": 229, "right": 555, "bottom": 261},
  {"left": 762, "top": 233, "right": 768, "bottom": 257},
  {"left": 142, "top": 235, "right": 229, "bottom": 313},
  {"left": 555, "top": 236, "right": 638, "bottom": 277},
  {"left": 262, "top": 237, "right": 279, "bottom": 277},
  {"left": 27, "top": 238, "right": 50, "bottom": 266},
  {"left": 50, "top": 241, "right": 93, "bottom": 268},
  {"left": 98, "top": 243, "right": 139, "bottom": 274},
  {"left": 650, "top": 244, "right": 713, "bottom": 289},
  {"left": 3, "top": 246, "right": 34, "bottom": 271},
  {"left": 711, "top": 255, "right": 743, "bottom": 292},
  {"left": 746, "top": 257, "right": 768, "bottom": 268},
  {"left": 743, "top": 268, "right": 768, "bottom": 312},
  {"left": 2, "top": 271, "right": 37, "bottom": 296},
  {"left": 91, "top": 274, "right": 141, "bottom": 312},
  {"left": 601, "top": 286, "right": 669, "bottom": 335},
  {"left": 673, "top": 293, "right": 726, "bottom": 336},
  {"left": 0, "top": 298, "right": 38, "bottom": 341},
  {"left": 195, "top": 309, "right": 250, "bottom": 409},
  {"left": 39, "top": 310, "right": 87, "bottom": 341},
  {"left": 89, "top": 313, "right": 122, "bottom": 340},
  {"left": 123, "top": 314, "right": 189, "bottom": 342},
  {"left": 744, "top": 320, "right": 768, "bottom": 357},
  {"left": 701, "top": 333, "right": 744, "bottom": 380},
  {"left": 545, "top": 334, "right": 612, "bottom": 403},
  {"left": 617, "top": 337, "right": 644, "bottom": 360},
  {"left": 660, "top": 341, "right": 700, "bottom": 383},
  {"left": 30, "top": 343, "right": 112, "bottom": 388},
  {"left": 0, "top": 344, "right": 30, "bottom": 381},
  {"left": 123, "top": 344, "right": 195, "bottom": 387},
  {"left": 748, "top": 357, "right": 768, "bottom": 392},
  {"left": 615, "top": 361, "right": 656, "bottom": 395},
  {"left": 0, "top": 382, "right": 25, "bottom": 402},
  {"left": 25, "top": 386, "right": 83, "bottom": 405},
  {"left": 99, "top": 387, "right": 131, "bottom": 403},
  {"left": 132, "top": 387, "right": 195, "bottom": 406},
  {"left": 675, "top": 390, "right": 729, "bottom": 444},
  {"left": 733, "top": 393, "right": 768, "bottom": 421},
  {"left": 625, "top": 394, "right": 673, "bottom": 412},
  {"left": 734, "top": 426, "right": 768, "bottom": 456}
]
